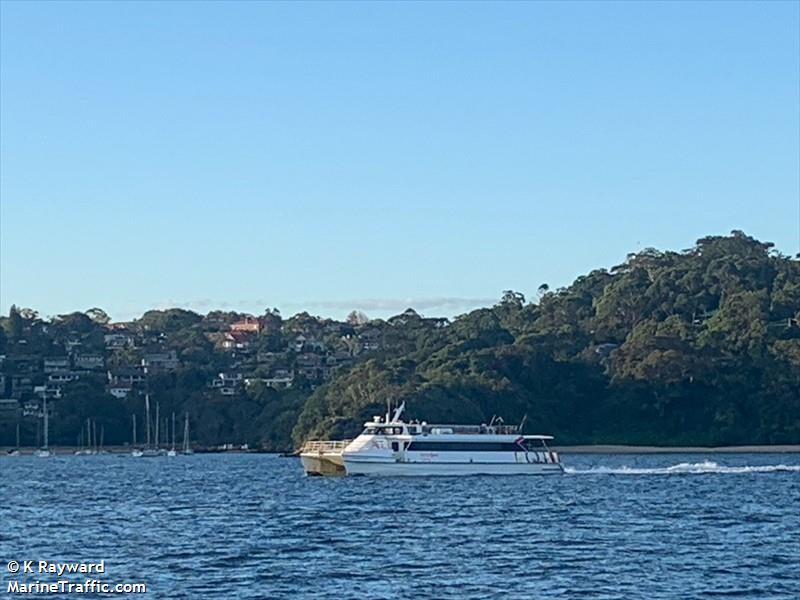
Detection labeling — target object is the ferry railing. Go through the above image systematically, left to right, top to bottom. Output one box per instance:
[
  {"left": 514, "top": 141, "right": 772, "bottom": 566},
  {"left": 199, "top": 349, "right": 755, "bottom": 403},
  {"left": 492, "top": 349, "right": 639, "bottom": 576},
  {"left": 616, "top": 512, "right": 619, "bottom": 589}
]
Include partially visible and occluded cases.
[{"left": 300, "top": 440, "right": 352, "bottom": 454}]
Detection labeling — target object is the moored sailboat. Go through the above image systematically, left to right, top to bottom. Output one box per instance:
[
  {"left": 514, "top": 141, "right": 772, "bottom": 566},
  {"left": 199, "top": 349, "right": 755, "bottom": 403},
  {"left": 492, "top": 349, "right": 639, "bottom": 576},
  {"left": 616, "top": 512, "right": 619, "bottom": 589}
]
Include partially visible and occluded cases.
[
  {"left": 140, "top": 393, "right": 165, "bottom": 457},
  {"left": 34, "top": 396, "right": 53, "bottom": 458},
  {"left": 166, "top": 412, "right": 177, "bottom": 457},
  {"left": 182, "top": 412, "right": 193, "bottom": 455},
  {"left": 130, "top": 414, "right": 143, "bottom": 457},
  {"left": 75, "top": 418, "right": 95, "bottom": 455},
  {"left": 7, "top": 424, "right": 21, "bottom": 456}
]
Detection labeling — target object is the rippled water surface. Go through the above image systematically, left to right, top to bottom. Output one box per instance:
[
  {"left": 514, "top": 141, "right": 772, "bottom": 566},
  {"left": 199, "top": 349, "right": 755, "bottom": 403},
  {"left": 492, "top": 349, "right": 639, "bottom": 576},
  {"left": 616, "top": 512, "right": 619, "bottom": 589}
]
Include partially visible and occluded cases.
[{"left": 2, "top": 453, "right": 799, "bottom": 599}]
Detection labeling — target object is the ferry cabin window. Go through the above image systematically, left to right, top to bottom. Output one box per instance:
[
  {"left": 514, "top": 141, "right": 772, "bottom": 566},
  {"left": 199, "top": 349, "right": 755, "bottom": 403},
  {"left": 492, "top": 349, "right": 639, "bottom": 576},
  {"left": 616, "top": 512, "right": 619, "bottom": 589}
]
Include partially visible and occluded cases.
[
  {"left": 363, "top": 426, "right": 405, "bottom": 435},
  {"left": 520, "top": 439, "right": 546, "bottom": 451},
  {"left": 407, "top": 441, "right": 523, "bottom": 452},
  {"left": 391, "top": 442, "right": 399, "bottom": 452}
]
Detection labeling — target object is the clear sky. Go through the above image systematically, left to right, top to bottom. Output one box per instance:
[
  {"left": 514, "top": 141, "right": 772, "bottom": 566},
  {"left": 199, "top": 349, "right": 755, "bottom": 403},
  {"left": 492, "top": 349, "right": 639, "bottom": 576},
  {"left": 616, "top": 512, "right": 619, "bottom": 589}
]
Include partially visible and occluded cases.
[{"left": 1, "top": 1, "right": 798, "bottom": 322}]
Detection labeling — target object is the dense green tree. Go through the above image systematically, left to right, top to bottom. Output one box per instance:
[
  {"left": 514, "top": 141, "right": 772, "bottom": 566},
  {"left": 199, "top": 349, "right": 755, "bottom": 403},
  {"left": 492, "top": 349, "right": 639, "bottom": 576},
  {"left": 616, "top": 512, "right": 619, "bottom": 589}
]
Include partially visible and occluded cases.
[
  {"left": 6, "top": 305, "right": 23, "bottom": 340},
  {"left": 137, "top": 308, "right": 203, "bottom": 333}
]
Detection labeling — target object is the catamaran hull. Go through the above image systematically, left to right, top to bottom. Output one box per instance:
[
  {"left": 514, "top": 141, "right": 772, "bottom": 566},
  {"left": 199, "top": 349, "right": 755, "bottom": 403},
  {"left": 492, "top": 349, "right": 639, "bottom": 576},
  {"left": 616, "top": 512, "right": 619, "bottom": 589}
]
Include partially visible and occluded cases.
[
  {"left": 301, "top": 452, "right": 346, "bottom": 476},
  {"left": 343, "top": 459, "right": 564, "bottom": 476}
]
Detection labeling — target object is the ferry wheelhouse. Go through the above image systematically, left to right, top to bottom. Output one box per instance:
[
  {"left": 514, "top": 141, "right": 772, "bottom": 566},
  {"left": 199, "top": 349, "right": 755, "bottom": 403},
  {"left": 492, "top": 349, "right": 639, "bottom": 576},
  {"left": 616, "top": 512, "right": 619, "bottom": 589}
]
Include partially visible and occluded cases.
[{"left": 303, "top": 403, "right": 564, "bottom": 476}]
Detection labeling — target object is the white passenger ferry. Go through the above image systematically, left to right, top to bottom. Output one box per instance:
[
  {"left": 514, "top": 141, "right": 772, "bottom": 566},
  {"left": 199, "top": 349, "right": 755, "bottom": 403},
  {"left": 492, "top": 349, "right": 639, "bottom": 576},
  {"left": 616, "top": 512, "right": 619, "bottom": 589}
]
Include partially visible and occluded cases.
[{"left": 301, "top": 403, "right": 563, "bottom": 476}]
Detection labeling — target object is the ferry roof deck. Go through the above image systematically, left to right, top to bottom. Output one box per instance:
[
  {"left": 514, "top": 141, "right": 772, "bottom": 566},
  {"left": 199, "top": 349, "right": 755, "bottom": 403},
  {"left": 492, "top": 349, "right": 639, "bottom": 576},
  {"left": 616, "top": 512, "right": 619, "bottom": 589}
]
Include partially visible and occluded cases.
[{"left": 363, "top": 421, "right": 554, "bottom": 439}]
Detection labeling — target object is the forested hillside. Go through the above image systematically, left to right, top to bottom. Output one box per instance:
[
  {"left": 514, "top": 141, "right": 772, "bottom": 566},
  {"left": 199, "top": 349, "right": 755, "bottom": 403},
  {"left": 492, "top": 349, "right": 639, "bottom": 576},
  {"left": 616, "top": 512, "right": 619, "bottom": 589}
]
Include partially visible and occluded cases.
[
  {"left": 2, "top": 231, "right": 798, "bottom": 450},
  {"left": 294, "top": 231, "right": 800, "bottom": 446}
]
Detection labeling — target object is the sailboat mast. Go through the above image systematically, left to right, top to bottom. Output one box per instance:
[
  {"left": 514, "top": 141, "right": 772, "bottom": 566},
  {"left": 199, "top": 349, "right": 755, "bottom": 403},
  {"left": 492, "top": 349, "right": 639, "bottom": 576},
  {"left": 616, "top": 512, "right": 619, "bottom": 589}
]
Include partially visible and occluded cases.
[
  {"left": 145, "top": 394, "right": 151, "bottom": 447},
  {"left": 42, "top": 396, "right": 49, "bottom": 451},
  {"left": 155, "top": 401, "right": 160, "bottom": 447},
  {"left": 171, "top": 412, "right": 176, "bottom": 450},
  {"left": 183, "top": 412, "right": 189, "bottom": 453},
  {"left": 132, "top": 414, "right": 137, "bottom": 446}
]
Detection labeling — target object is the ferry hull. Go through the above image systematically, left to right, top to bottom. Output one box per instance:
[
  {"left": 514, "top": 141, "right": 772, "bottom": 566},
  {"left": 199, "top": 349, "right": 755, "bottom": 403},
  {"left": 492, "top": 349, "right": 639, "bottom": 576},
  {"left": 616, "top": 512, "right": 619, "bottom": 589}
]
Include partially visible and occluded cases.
[
  {"left": 300, "top": 452, "right": 346, "bottom": 476},
  {"left": 343, "top": 459, "right": 564, "bottom": 476}
]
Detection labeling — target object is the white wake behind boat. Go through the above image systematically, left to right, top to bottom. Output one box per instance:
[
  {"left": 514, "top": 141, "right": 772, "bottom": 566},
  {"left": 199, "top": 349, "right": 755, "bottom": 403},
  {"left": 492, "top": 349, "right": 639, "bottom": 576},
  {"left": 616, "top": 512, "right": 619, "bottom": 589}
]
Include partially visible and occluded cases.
[{"left": 301, "top": 403, "right": 564, "bottom": 476}]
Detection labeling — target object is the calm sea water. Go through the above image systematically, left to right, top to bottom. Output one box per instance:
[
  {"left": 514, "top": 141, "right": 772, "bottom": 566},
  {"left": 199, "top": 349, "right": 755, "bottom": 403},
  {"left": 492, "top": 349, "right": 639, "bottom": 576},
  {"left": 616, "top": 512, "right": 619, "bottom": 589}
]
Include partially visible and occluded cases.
[{"left": 2, "top": 453, "right": 799, "bottom": 599}]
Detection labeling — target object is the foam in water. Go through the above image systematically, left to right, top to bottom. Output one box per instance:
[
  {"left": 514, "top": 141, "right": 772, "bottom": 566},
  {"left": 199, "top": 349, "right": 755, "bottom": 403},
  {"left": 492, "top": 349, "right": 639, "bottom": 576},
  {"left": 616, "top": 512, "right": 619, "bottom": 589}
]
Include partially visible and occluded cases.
[{"left": 564, "top": 461, "right": 800, "bottom": 475}]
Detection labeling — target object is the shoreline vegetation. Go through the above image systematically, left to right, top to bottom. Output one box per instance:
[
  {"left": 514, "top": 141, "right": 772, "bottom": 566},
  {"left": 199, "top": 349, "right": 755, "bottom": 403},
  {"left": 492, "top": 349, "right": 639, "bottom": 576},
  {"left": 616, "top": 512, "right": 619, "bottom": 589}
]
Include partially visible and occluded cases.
[{"left": 2, "top": 231, "right": 799, "bottom": 451}]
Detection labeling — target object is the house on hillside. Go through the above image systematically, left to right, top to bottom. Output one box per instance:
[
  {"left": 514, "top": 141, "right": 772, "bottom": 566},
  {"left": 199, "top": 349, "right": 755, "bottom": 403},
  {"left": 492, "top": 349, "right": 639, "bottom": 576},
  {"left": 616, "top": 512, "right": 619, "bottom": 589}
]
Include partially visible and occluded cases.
[
  {"left": 230, "top": 317, "right": 261, "bottom": 333},
  {"left": 423, "top": 317, "right": 450, "bottom": 328},
  {"left": 357, "top": 328, "right": 382, "bottom": 351},
  {"left": 104, "top": 331, "right": 135, "bottom": 350},
  {"left": 221, "top": 331, "right": 253, "bottom": 350},
  {"left": 65, "top": 338, "right": 82, "bottom": 353},
  {"left": 141, "top": 350, "right": 179, "bottom": 371},
  {"left": 256, "top": 351, "right": 280, "bottom": 367},
  {"left": 74, "top": 354, "right": 105, "bottom": 371},
  {"left": 6, "top": 355, "right": 41, "bottom": 375},
  {"left": 44, "top": 357, "right": 71, "bottom": 373},
  {"left": 107, "top": 368, "right": 147, "bottom": 386},
  {"left": 263, "top": 371, "right": 294, "bottom": 390},
  {"left": 48, "top": 372, "right": 79, "bottom": 384},
  {"left": 210, "top": 372, "right": 244, "bottom": 396},
  {"left": 10, "top": 376, "right": 34, "bottom": 399},
  {"left": 34, "top": 384, "right": 62, "bottom": 399}
]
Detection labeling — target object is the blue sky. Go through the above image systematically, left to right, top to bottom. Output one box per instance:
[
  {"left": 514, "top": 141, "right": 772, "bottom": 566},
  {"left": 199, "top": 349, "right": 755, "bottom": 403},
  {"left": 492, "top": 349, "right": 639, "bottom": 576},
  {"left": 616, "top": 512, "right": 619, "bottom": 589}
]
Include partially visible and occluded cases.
[{"left": 1, "top": 1, "right": 798, "bottom": 322}]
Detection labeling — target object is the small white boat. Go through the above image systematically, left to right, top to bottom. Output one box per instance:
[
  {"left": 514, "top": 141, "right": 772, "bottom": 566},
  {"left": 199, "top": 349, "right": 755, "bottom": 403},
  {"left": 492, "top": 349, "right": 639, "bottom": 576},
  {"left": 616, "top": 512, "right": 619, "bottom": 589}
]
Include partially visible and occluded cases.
[
  {"left": 306, "top": 402, "right": 565, "bottom": 477},
  {"left": 34, "top": 448, "right": 53, "bottom": 458},
  {"left": 131, "top": 449, "right": 144, "bottom": 458}
]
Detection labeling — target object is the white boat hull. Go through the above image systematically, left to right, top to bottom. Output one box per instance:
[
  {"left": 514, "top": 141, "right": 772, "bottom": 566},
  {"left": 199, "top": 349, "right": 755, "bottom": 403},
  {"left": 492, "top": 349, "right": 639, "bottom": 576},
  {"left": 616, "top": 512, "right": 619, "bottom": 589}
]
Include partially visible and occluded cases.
[{"left": 343, "top": 459, "right": 564, "bottom": 476}]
